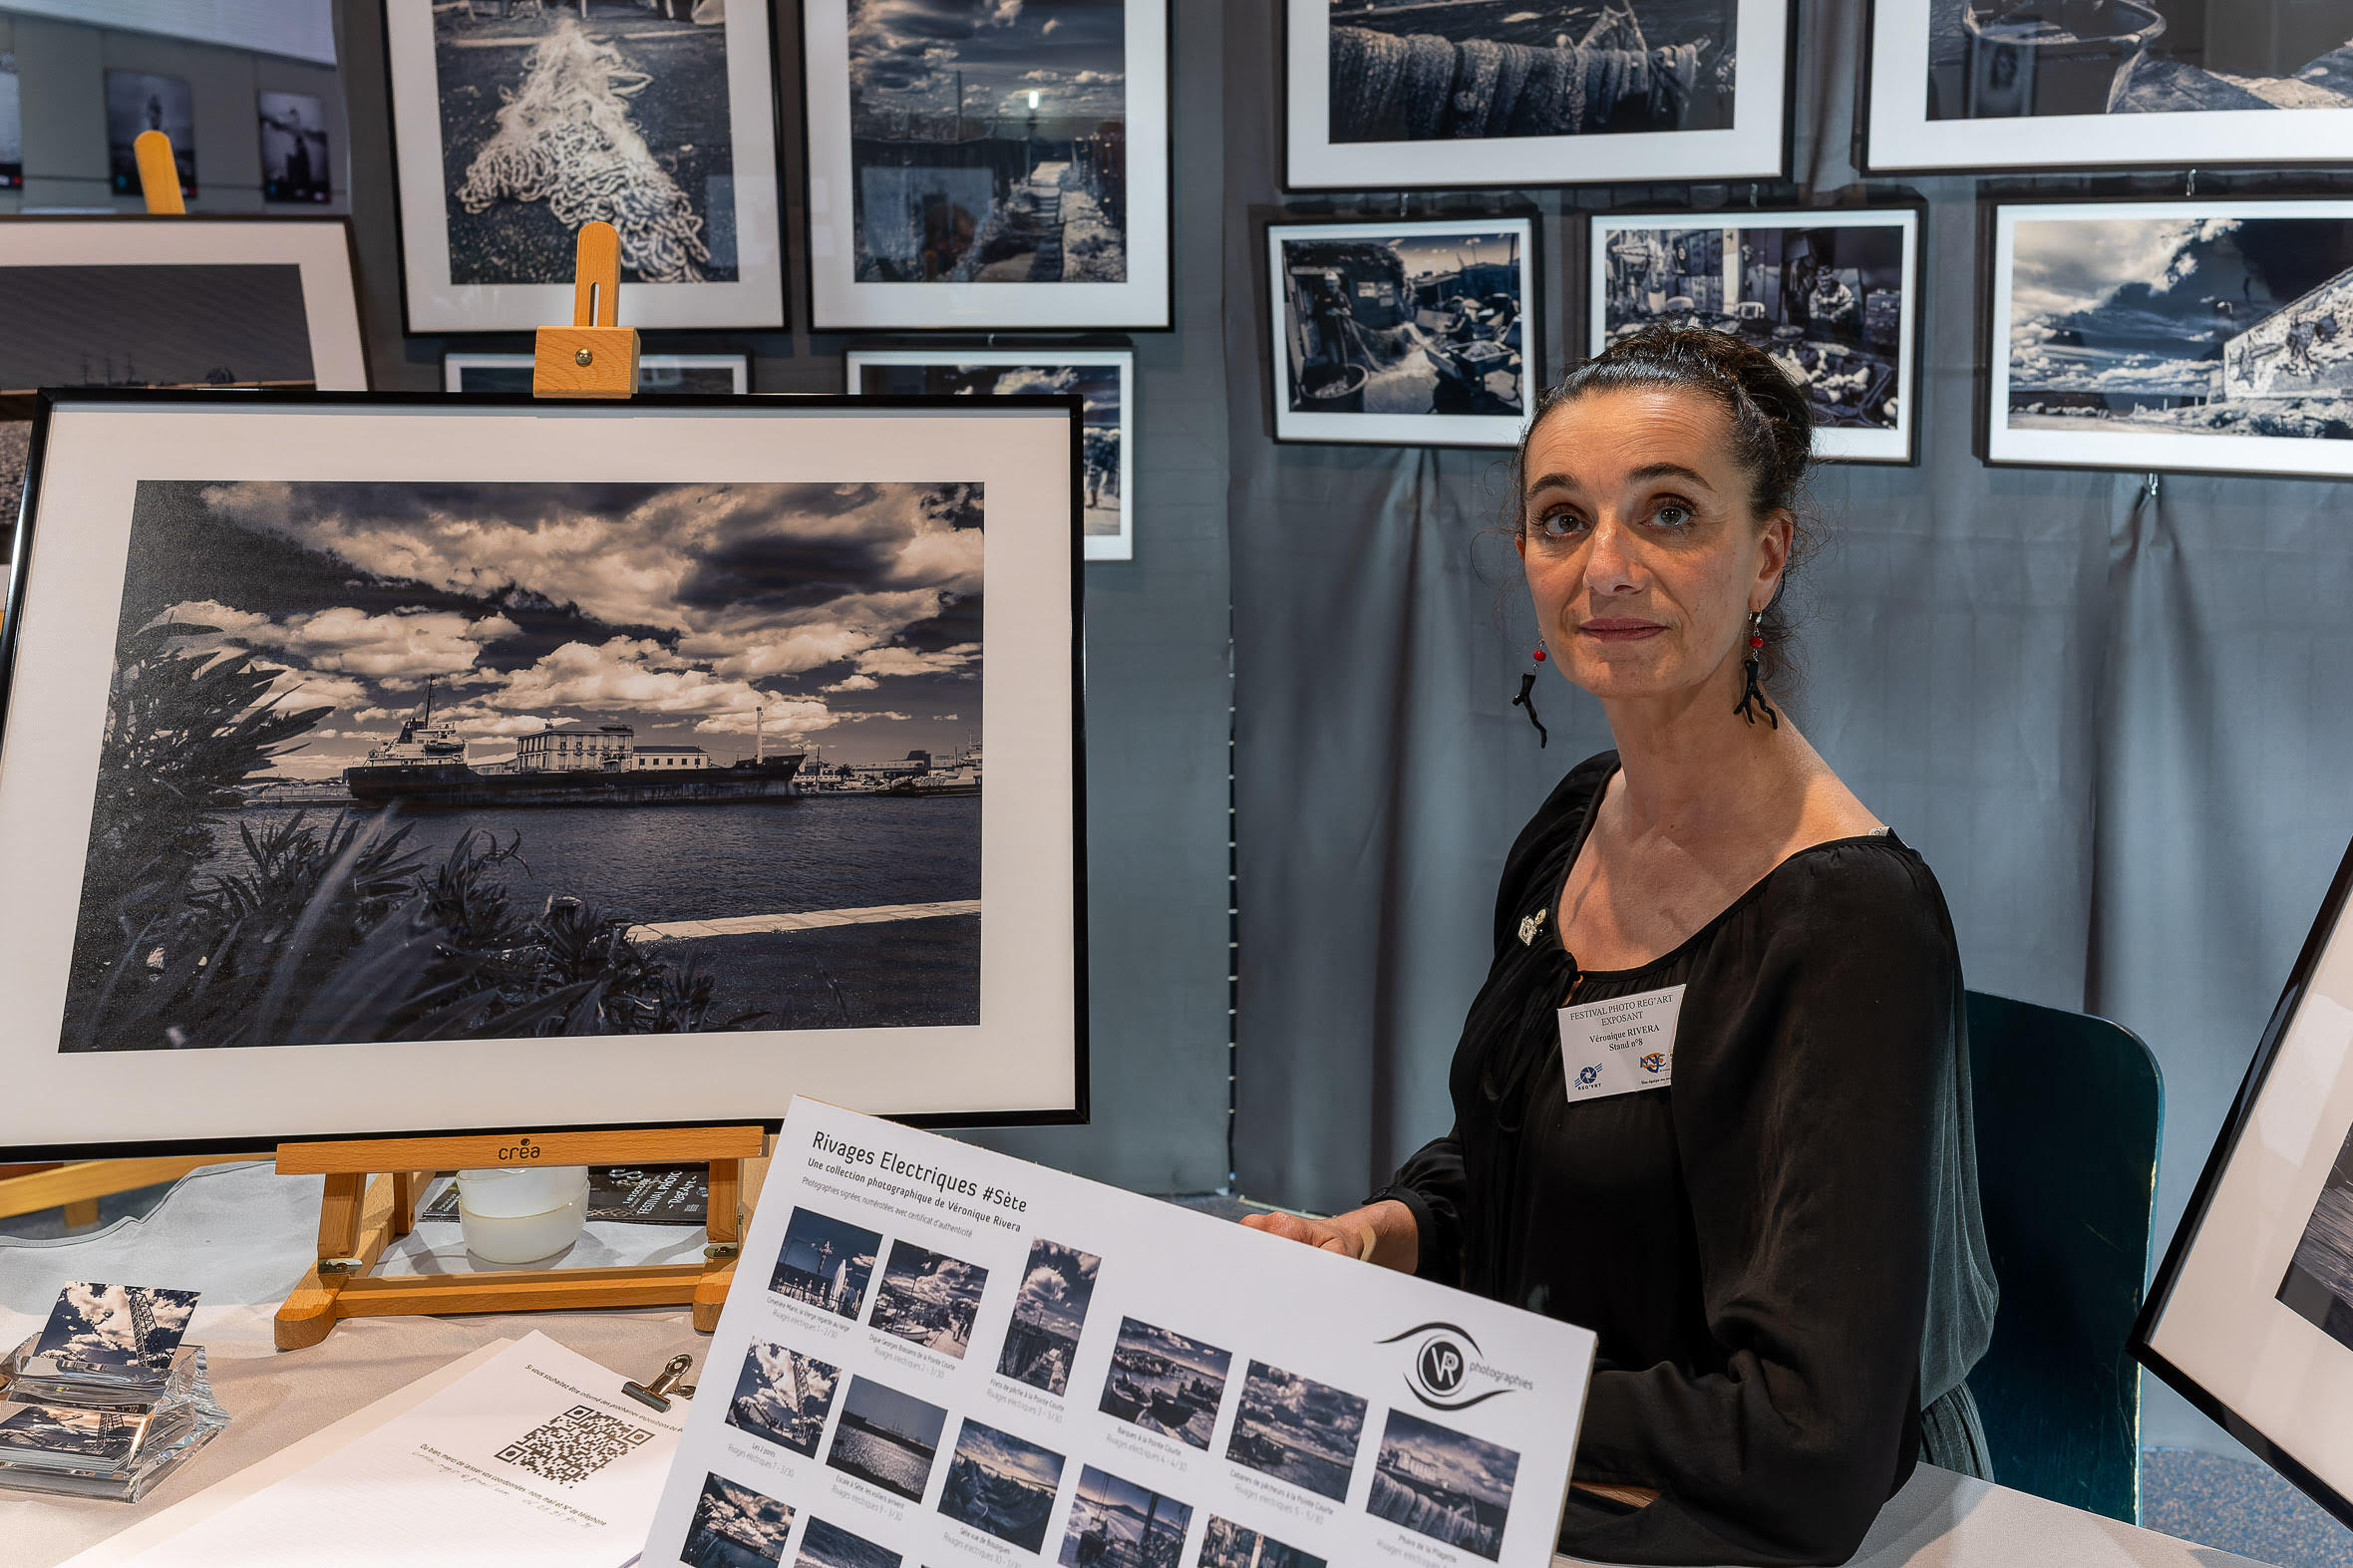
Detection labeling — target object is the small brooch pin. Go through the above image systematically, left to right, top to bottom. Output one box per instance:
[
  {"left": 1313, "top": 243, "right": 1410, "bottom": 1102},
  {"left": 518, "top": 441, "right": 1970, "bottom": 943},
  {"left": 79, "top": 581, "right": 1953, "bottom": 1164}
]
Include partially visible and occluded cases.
[{"left": 1517, "top": 910, "right": 1546, "bottom": 947}]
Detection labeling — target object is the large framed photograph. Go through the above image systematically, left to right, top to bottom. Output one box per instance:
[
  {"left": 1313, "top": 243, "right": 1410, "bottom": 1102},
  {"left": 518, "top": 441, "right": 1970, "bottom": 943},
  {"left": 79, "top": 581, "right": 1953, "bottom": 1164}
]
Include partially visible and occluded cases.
[
  {"left": 383, "top": 0, "right": 786, "bottom": 333},
  {"left": 802, "top": 0, "right": 1172, "bottom": 331},
  {"left": 1284, "top": 0, "right": 1792, "bottom": 189},
  {"left": 1866, "top": 2, "right": 2353, "bottom": 172},
  {"left": 1987, "top": 200, "right": 2353, "bottom": 479},
  {"left": 1591, "top": 207, "right": 1921, "bottom": 464},
  {"left": 1267, "top": 216, "right": 1535, "bottom": 449},
  {"left": 0, "top": 218, "right": 369, "bottom": 417},
  {"left": 847, "top": 348, "right": 1133, "bottom": 560},
  {"left": 445, "top": 352, "right": 750, "bottom": 395},
  {"left": 0, "top": 392, "right": 1083, "bottom": 1156},
  {"left": 2135, "top": 834, "right": 2353, "bottom": 1530}
]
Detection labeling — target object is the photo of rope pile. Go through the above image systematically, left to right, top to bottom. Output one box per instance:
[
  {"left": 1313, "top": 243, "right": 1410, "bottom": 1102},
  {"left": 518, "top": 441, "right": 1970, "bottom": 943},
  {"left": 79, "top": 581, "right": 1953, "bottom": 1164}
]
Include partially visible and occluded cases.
[{"left": 436, "top": 1, "right": 737, "bottom": 287}]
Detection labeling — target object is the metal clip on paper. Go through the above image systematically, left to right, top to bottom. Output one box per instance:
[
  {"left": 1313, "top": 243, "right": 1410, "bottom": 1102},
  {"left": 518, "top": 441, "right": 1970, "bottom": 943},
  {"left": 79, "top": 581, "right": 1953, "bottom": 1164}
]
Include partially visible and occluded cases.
[
  {"left": 133, "top": 130, "right": 184, "bottom": 215},
  {"left": 532, "top": 221, "right": 639, "bottom": 399},
  {"left": 621, "top": 1353, "right": 696, "bottom": 1412}
]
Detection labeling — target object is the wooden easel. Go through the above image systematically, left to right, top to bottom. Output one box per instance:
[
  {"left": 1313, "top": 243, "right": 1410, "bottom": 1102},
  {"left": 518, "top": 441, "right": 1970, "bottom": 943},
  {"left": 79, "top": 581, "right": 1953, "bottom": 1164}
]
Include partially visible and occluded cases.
[{"left": 271, "top": 224, "right": 743, "bottom": 1352}]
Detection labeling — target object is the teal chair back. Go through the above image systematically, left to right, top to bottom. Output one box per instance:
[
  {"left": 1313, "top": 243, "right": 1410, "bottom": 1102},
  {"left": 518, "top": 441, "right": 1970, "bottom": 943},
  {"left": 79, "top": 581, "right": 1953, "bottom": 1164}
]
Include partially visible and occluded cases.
[{"left": 1962, "top": 990, "right": 2162, "bottom": 1525}]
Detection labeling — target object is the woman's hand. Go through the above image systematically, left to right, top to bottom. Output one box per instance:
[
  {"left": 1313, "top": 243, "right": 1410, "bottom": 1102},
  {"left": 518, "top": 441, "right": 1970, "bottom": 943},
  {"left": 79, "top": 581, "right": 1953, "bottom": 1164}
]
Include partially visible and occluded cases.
[{"left": 1240, "top": 1199, "right": 1418, "bottom": 1271}]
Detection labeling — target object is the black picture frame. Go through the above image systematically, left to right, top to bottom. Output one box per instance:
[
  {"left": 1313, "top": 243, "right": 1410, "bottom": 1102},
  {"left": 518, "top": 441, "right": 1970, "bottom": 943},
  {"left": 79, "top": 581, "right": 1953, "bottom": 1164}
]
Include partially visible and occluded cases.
[
  {"left": 799, "top": 0, "right": 1175, "bottom": 333},
  {"left": 1279, "top": 0, "right": 1797, "bottom": 192},
  {"left": 1262, "top": 210, "right": 1543, "bottom": 451},
  {"left": 0, "top": 389, "right": 1090, "bottom": 1159},
  {"left": 2133, "top": 832, "right": 2353, "bottom": 1533}
]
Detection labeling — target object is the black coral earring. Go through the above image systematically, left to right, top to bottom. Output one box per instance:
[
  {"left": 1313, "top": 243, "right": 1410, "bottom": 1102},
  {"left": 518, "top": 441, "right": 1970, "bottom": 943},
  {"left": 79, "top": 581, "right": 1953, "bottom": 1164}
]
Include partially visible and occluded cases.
[
  {"left": 1735, "top": 609, "right": 1779, "bottom": 729},
  {"left": 1513, "top": 648, "right": 1549, "bottom": 748}
]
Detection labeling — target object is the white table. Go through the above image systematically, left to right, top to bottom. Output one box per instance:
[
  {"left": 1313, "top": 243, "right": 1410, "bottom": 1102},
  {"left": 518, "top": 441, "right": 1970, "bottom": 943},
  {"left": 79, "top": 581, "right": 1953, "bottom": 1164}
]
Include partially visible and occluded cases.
[{"left": 0, "top": 1163, "right": 2276, "bottom": 1568}]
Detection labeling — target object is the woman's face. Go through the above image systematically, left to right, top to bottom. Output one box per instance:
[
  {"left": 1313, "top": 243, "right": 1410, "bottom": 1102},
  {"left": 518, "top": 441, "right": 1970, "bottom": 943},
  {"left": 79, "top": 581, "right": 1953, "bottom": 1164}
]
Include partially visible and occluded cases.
[{"left": 1516, "top": 386, "right": 1791, "bottom": 706}]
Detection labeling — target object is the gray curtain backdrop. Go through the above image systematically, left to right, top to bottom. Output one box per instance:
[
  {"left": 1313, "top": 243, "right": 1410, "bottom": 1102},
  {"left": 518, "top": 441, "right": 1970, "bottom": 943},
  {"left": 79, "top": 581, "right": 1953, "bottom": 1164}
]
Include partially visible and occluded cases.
[{"left": 1225, "top": 0, "right": 2353, "bottom": 1457}]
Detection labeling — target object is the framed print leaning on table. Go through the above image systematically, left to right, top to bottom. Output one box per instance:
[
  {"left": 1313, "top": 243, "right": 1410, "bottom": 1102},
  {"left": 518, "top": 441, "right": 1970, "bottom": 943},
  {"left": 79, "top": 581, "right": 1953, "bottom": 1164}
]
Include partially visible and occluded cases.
[
  {"left": 382, "top": 0, "right": 786, "bottom": 332},
  {"left": 802, "top": 0, "right": 1172, "bottom": 331},
  {"left": 1285, "top": 0, "right": 1793, "bottom": 188},
  {"left": 1865, "top": 0, "right": 2353, "bottom": 173},
  {"left": 1986, "top": 199, "right": 2353, "bottom": 480},
  {"left": 1592, "top": 206, "right": 1921, "bottom": 464},
  {"left": 1268, "top": 215, "right": 1536, "bottom": 449},
  {"left": 847, "top": 347, "right": 1134, "bottom": 560},
  {"left": 0, "top": 392, "right": 1085, "bottom": 1156},
  {"left": 2136, "top": 833, "right": 2353, "bottom": 1529}
]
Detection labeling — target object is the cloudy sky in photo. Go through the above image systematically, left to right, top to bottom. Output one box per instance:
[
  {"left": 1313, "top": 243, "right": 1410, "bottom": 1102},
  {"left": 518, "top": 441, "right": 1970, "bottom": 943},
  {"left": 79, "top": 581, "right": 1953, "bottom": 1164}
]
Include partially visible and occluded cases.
[
  {"left": 849, "top": 0, "right": 1126, "bottom": 124},
  {"left": 115, "top": 479, "right": 983, "bottom": 780},
  {"left": 1012, "top": 1238, "right": 1099, "bottom": 1337},
  {"left": 882, "top": 1241, "right": 988, "bottom": 1311},
  {"left": 32, "top": 1282, "right": 198, "bottom": 1372},
  {"left": 1113, "top": 1317, "right": 1231, "bottom": 1381},
  {"left": 1236, "top": 1361, "right": 1367, "bottom": 1461},
  {"left": 1379, "top": 1410, "right": 1517, "bottom": 1511},
  {"left": 954, "top": 1418, "right": 1065, "bottom": 1488},
  {"left": 693, "top": 1474, "right": 794, "bottom": 1551}
]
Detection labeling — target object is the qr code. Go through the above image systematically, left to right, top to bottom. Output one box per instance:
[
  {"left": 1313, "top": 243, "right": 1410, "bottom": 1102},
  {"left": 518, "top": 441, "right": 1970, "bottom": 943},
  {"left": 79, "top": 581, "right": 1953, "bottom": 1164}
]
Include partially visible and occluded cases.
[{"left": 495, "top": 1405, "right": 655, "bottom": 1485}]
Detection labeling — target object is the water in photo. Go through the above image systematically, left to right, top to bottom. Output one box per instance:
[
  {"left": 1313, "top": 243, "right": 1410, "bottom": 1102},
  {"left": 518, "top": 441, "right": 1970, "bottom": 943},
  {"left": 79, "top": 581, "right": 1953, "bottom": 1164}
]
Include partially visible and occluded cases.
[
  {"left": 772, "top": 1209, "right": 882, "bottom": 1319},
  {"left": 996, "top": 1237, "right": 1101, "bottom": 1396},
  {"left": 870, "top": 1239, "right": 988, "bottom": 1359},
  {"left": 1097, "top": 1317, "right": 1229, "bottom": 1449},
  {"left": 725, "top": 1342, "right": 840, "bottom": 1458},
  {"left": 1222, "top": 1361, "right": 1367, "bottom": 1503},
  {"left": 825, "top": 1376, "right": 948, "bottom": 1502},
  {"left": 1366, "top": 1409, "right": 1518, "bottom": 1562},
  {"left": 937, "top": 1416, "right": 1066, "bottom": 1551},
  {"left": 1057, "top": 1464, "right": 1189, "bottom": 1568},
  {"left": 682, "top": 1472, "right": 794, "bottom": 1568},
  {"left": 795, "top": 1516, "right": 903, "bottom": 1568},
  {"left": 1197, "top": 1517, "right": 1326, "bottom": 1568}
]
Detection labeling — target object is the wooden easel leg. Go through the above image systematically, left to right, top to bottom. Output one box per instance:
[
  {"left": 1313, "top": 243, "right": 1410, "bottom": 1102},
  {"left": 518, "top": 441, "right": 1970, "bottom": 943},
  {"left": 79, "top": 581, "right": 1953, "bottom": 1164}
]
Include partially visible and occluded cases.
[
  {"left": 695, "top": 1155, "right": 745, "bottom": 1332},
  {"left": 390, "top": 1169, "right": 435, "bottom": 1239},
  {"left": 276, "top": 1172, "right": 397, "bottom": 1351}
]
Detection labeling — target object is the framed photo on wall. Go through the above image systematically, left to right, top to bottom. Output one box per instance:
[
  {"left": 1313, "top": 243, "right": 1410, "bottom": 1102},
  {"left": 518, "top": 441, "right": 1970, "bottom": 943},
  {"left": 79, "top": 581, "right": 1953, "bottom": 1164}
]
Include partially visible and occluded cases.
[
  {"left": 383, "top": 0, "right": 786, "bottom": 333},
  {"left": 802, "top": 0, "right": 1172, "bottom": 331},
  {"left": 1284, "top": 0, "right": 1792, "bottom": 189},
  {"left": 1866, "top": 2, "right": 2353, "bottom": 172},
  {"left": 105, "top": 70, "right": 196, "bottom": 196},
  {"left": 257, "top": 91, "right": 332, "bottom": 204},
  {"left": 1986, "top": 199, "right": 2353, "bottom": 479},
  {"left": 1590, "top": 207, "right": 1921, "bottom": 464},
  {"left": 1266, "top": 215, "right": 1536, "bottom": 449},
  {"left": 846, "top": 347, "right": 1134, "bottom": 561},
  {"left": 445, "top": 351, "right": 750, "bottom": 395},
  {"left": 0, "top": 392, "right": 1084, "bottom": 1155},
  {"left": 2135, "top": 834, "right": 2353, "bottom": 1530}
]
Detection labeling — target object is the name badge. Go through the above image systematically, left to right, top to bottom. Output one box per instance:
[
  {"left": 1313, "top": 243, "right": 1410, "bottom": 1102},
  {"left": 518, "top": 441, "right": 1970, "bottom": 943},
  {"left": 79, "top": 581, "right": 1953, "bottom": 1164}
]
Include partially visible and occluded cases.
[{"left": 1559, "top": 984, "right": 1687, "bottom": 1101}]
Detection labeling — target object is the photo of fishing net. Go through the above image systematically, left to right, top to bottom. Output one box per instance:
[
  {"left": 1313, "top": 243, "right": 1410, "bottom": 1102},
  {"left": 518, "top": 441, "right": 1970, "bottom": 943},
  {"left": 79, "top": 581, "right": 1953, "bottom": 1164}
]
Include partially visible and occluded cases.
[{"left": 435, "top": 3, "right": 738, "bottom": 287}]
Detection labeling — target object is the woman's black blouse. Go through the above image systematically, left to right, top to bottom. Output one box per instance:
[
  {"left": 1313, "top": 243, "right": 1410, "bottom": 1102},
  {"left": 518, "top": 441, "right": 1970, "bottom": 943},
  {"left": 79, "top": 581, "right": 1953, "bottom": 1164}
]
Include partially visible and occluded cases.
[{"left": 1373, "top": 752, "right": 1983, "bottom": 1566}]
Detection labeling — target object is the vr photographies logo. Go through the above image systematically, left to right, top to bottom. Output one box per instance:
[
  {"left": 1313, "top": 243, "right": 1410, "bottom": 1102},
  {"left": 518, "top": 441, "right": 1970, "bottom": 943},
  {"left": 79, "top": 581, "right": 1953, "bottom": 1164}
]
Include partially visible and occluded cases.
[{"left": 1377, "top": 1322, "right": 1533, "bottom": 1411}]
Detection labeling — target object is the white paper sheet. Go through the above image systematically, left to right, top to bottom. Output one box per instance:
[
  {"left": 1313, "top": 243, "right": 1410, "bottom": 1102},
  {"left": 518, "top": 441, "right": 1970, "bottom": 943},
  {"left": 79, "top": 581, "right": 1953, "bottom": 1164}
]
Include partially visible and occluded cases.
[
  {"left": 643, "top": 1098, "right": 1598, "bottom": 1568},
  {"left": 110, "top": 1332, "right": 683, "bottom": 1568}
]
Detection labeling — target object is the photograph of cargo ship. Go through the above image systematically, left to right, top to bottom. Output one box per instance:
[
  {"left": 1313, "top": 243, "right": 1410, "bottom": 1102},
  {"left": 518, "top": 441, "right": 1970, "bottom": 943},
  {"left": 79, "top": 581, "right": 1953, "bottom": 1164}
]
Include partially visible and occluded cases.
[
  {"left": 1286, "top": 1, "right": 1790, "bottom": 188},
  {"left": 1866, "top": 1, "right": 2353, "bottom": 170},
  {"left": 1989, "top": 200, "right": 2353, "bottom": 478},
  {"left": 1594, "top": 208, "right": 1920, "bottom": 462},
  {"left": 1269, "top": 218, "right": 1535, "bottom": 449},
  {"left": 848, "top": 348, "right": 1134, "bottom": 560},
  {"left": 52, "top": 474, "right": 985, "bottom": 1056},
  {"left": 771, "top": 1208, "right": 882, "bottom": 1319},
  {"left": 997, "top": 1238, "right": 1101, "bottom": 1396},
  {"left": 870, "top": 1240, "right": 989, "bottom": 1358},
  {"left": 1097, "top": 1317, "right": 1230, "bottom": 1448},
  {"left": 725, "top": 1342, "right": 841, "bottom": 1457},
  {"left": 1222, "top": 1361, "right": 1367, "bottom": 1502},
  {"left": 825, "top": 1376, "right": 949, "bottom": 1502},
  {"left": 1365, "top": 1410, "right": 1518, "bottom": 1562},
  {"left": 937, "top": 1417, "right": 1067, "bottom": 1551},
  {"left": 1057, "top": 1464, "right": 1190, "bottom": 1568},
  {"left": 682, "top": 1472, "right": 795, "bottom": 1568},
  {"left": 794, "top": 1516, "right": 902, "bottom": 1568},
  {"left": 1197, "top": 1517, "right": 1326, "bottom": 1568}
]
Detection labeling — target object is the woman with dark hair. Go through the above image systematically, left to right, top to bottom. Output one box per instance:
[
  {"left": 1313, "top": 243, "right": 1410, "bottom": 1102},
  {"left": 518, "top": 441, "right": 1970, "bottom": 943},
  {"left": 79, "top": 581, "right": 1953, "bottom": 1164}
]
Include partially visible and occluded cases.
[{"left": 1245, "top": 326, "right": 1997, "bottom": 1565}]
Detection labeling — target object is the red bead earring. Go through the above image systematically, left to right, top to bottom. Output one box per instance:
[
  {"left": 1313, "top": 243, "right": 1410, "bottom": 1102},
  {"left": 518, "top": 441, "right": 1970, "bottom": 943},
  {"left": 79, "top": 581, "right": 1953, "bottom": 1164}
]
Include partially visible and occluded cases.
[
  {"left": 1735, "top": 610, "right": 1779, "bottom": 729},
  {"left": 1513, "top": 648, "right": 1549, "bottom": 748}
]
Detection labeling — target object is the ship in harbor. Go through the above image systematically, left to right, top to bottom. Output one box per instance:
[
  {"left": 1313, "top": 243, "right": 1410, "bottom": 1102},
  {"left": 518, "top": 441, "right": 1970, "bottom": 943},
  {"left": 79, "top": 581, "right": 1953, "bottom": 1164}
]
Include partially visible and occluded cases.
[
  {"left": 342, "top": 687, "right": 804, "bottom": 809},
  {"left": 801, "top": 742, "right": 983, "bottom": 797}
]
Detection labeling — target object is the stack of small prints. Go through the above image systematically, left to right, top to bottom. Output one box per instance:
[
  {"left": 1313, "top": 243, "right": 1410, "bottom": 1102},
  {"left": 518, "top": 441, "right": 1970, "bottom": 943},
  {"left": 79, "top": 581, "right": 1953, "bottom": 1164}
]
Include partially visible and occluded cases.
[{"left": 0, "top": 1282, "right": 226, "bottom": 1500}]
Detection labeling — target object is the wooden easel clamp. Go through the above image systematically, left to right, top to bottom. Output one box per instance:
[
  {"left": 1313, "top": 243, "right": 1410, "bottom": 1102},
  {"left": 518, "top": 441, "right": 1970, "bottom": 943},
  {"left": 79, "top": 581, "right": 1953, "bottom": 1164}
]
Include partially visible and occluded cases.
[
  {"left": 133, "top": 130, "right": 184, "bottom": 214},
  {"left": 532, "top": 221, "right": 639, "bottom": 399}
]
